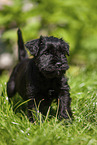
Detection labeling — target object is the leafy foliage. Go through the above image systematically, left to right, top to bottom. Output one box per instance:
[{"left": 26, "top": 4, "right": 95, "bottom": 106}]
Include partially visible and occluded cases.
[{"left": 0, "top": 0, "right": 97, "bottom": 65}]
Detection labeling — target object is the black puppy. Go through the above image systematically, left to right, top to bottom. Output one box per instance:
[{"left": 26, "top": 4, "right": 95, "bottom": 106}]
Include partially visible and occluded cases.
[{"left": 7, "top": 29, "right": 72, "bottom": 122}]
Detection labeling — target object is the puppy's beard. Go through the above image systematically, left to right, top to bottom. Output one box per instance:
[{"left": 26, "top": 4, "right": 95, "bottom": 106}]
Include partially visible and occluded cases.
[
  {"left": 36, "top": 60, "right": 69, "bottom": 78},
  {"left": 57, "top": 70, "right": 63, "bottom": 76}
]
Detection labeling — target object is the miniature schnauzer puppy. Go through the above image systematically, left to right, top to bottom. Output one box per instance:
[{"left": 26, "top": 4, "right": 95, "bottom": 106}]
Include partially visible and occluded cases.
[{"left": 7, "top": 28, "right": 72, "bottom": 122}]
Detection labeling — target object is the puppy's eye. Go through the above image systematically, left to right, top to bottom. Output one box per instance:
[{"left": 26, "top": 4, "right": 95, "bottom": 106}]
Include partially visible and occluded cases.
[{"left": 46, "top": 48, "right": 53, "bottom": 54}]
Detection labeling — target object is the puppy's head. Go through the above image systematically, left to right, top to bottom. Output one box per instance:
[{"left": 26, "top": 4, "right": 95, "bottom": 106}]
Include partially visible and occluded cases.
[{"left": 25, "top": 36, "right": 69, "bottom": 78}]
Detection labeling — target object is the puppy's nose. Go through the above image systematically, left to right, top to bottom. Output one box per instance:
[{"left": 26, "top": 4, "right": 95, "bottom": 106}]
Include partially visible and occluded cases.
[{"left": 56, "top": 62, "right": 62, "bottom": 67}]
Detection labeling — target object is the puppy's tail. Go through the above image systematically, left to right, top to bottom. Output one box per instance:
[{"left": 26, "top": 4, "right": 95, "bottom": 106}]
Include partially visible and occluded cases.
[{"left": 17, "top": 28, "right": 28, "bottom": 61}]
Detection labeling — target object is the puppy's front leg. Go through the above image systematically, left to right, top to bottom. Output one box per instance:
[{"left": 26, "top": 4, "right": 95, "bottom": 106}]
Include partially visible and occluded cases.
[
  {"left": 58, "top": 90, "right": 72, "bottom": 119},
  {"left": 27, "top": 98, "right": 37, "bottom": 122}
]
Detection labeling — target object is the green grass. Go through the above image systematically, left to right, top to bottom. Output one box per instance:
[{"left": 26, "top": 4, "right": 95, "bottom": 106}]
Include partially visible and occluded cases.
[{"left": 0, "top": 66, "right": 97, "bottom": 145}]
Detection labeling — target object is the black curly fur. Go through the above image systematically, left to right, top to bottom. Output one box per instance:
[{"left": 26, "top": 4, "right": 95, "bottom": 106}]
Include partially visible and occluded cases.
[{"left": 7, "top": 28, "right": 72, "bottom": 122}]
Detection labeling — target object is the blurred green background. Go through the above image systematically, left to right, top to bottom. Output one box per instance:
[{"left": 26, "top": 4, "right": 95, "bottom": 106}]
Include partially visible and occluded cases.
[{"left": 0, "top": 0, "right": 97, "bottom": 71}]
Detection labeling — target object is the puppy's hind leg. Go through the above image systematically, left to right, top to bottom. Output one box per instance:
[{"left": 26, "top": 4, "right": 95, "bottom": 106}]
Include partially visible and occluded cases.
[
  {"left": 17, "top": 28, "right": 28, "bottom": 61},
  {"left": 7, "top": 67, "right": 17, "bottom": 98},
  {"left": 7, "top": 79, "right": 16, "bottom": 98}
]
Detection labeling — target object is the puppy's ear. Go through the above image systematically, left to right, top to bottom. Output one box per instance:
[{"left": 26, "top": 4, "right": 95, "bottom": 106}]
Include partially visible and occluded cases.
[
  {"left": 39, "top": 35, "right": 45, "bottom": 48},
  {"left": 25, "top": 36, "right": 44, "bottom": 56},
  {"left": 60, "top": 38, "right": 69, "bottom": 56},
  {"left": 25, "top": 39, "right": 40, "bottom": 56}
]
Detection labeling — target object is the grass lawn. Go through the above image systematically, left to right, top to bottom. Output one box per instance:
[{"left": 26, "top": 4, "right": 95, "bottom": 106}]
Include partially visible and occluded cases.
[{"left": 0, "top": 65, "right": 97, "bottom": 145}]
